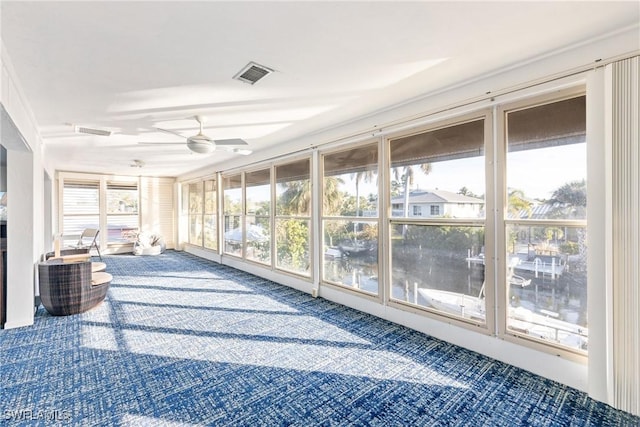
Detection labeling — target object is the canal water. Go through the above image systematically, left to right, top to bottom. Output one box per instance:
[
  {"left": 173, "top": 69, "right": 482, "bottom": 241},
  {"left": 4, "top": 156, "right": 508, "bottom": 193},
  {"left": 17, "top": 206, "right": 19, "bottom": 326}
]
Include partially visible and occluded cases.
[{"left": 324, "top": 249, "right": 588, "bottom": 337}]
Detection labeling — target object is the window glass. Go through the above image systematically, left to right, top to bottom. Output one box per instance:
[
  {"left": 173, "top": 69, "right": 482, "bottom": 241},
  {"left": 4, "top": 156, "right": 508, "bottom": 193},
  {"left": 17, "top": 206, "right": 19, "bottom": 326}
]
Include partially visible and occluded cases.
[
  {"left": 505, "top": 95, "right": 587, "bottom": 352},
  {"left": 506, "top": 97, "right": 587, "bottom": 220},
  {"left": 389, "top": 118, "right": 486, "bottom": 323},
  {"left": 390, "top": 119, "right": 485, "bottom": 219},
  {"left": 322, "top": 143, "right": 379, "bottom": 294},
  {"left": 323, "top": 144, "right": 378, "bottom": 216},
  {"left": 275, "top": 159, "right": 311, "bottom": 276},
  {"left": 276, "top": 159, "right": 310, "bottom": 216},
  {"left": 245, "top": 169, "right": 271, "bottom": 264},
  {"left": 223, "top": 174, "right": 243, "bottom": 257},
  {"left": 223, "top": 175, "right": 242, "bottom": 215},
  {"left": 204, "top": 179, "right": 217, "bottom": 250},
  {"left": 62, "top": 181, "right": 100, "bottom": 246},
  {"left": 188, "top": 182, "right": 203, "bottom": 246},
  {"left": 106, "top": 183, "right": 138, "bottom": 243},
  {"left": 181, "top": 183, "right": 189, "bottom": 215},
  {"left": 275, "top": 218, "right": 310, "bottom": 274},
  {"left": 391, "top": 224, "right": 485, "bottom": 321}
]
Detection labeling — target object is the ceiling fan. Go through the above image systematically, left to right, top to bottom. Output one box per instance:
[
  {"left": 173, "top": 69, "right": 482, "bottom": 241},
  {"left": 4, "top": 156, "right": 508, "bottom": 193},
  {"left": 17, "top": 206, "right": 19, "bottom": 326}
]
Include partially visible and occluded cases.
[{"left": 138, "top": 115, "right": 252, "bottom": 155}]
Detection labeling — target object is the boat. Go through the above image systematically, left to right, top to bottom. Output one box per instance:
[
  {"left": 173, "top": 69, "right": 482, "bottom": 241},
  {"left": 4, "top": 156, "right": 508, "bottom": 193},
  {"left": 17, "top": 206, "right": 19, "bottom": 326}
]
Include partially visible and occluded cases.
[
  {"left": 338, "top": 240, "right": 376, "bottom": 256},
  {"left": 324, "top": 247, "right": 343, "bottom": 260},
  {"left": 465, "top": 254, "right": 532, "bottom": 287},
  {"left": 509, "top": 273, "right": 531, "bottom": 287},
  {"left": 417, "top": 286, "right": 588, "bottom": 349},
  {"left": 419, "top": 288, "right": 486, "bottom": 322}
]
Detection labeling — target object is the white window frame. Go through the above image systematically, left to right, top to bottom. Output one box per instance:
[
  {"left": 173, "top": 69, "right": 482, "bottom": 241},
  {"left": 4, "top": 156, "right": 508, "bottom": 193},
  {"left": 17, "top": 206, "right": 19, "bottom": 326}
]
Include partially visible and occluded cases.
[
  {"left": 496, "top": 87, "right": 588, "bottom": 360},
  {"left": 385, "top": 110, "right": 494, "bottom": 333},
  {"left": 58, "top": 172, "right": 140, "bottom": 251}
]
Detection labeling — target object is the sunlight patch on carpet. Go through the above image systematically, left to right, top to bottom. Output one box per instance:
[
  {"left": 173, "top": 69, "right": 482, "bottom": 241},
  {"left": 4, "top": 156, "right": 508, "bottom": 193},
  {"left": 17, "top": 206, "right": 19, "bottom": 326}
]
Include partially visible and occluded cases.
[{"left": 122, "top": 329, "right": 470, "bottom": 389}]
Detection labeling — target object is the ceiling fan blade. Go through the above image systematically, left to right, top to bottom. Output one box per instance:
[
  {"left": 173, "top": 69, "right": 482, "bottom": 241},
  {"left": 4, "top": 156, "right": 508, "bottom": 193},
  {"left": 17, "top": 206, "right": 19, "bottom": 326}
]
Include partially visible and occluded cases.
[
  {"left": 154, "top": 127, "right": 186, "bottom": 139},
  {"left": 213, "top": 138, "right": 248, "bottom": 146},
  {"left": 138, "top": 142, "right": 185, "bottom": 146},
  {"left": 221, "top": 146, "right": 252, "bottom": 155}
]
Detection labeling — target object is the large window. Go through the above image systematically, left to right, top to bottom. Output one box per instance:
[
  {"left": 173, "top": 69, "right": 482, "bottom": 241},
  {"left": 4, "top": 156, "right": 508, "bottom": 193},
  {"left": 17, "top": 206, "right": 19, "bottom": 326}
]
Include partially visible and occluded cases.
[
  {"left": 174, "top": 89, "right": 588, "bottom": 359},
  {"left": 503, "top": 95, "right": 587, "bottom": 352},
  {"left": 389, "top": 117, "right": 487, "bottom": 324},
  {"left": 322, "top": 142, "right": 379, "bottom": 294},
  {"left": 275, "top": 159, "right": 311, "bottom": 276},
  {"left": 245, "top": 169, "right": 271, "bottom": 265},
  {"left": 223, "top": 174, "right": 243, "bottom": 257},
  {"left": 62, "top": 178, "right": 139, "bottom": 248},
  {"left": 184, "top": 179, "right": 218, "bottom": 251},
  {"left": 203, "top": 179, "right": 217, "bottom": 251},
  {"left": 62, "top": 181, "right": 100, "bottom": 246},
  {"left": 188, "top": 182, "right": 203, "bottom": 246},
  {"left": 106, "top": 183, "right": 138, "bottom": 243},
  {"left": 181, "top": 183, "right": 189, "bottom": 245}
]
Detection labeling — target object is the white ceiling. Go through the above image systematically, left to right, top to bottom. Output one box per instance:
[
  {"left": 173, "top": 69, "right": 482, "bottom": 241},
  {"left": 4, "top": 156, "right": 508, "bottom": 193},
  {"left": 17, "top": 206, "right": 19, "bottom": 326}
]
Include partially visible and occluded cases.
[{"left": 1, "top": 1, "right": 638, "bottom": 177}]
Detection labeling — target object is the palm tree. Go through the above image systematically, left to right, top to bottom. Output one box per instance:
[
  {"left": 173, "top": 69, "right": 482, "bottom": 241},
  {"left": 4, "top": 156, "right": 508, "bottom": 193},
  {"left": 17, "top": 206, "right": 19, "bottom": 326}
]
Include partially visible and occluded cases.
[
  {"left": 392, "top": 163, "right": 432, "bottom": 238},
  {"left": 393, "top": 163, "right": 433, "bottom": 218},
  {"left": 350, "top": 169, "right": 377, "bottom": 242},
  {"left": 351, "top": 169, "right": 376, "bottom": 217},
  {"left": 323, "top": 176, "right": 344, "bottom": 216},
  {"left": 278, "top": 177, "right": 344, "bottom": 216},
  {"left": 279, "top": 180, "right": 311, "bottom": 215},
  {"left": 458, "top": 186, "right": 478, "bottom": 198},
  {"left": 507, "top": 189, "right": 533, "bottom": 253},
  {"left": 508, "top": 189, "right": 532, "bottom": 218}
]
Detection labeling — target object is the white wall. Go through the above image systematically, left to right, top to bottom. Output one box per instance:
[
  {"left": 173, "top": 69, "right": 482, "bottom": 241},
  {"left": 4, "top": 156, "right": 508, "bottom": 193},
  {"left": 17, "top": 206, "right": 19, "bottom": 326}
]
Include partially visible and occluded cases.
[{"left": 1, "top": 41, "right": 49, "bottom": 328}]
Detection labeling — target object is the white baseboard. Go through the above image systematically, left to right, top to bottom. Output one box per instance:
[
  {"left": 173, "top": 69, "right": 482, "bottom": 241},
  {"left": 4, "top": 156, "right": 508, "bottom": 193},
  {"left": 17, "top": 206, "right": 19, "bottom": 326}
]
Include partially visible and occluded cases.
[{"left": 3, "top": 318, "right": 34, "bottom": 329}]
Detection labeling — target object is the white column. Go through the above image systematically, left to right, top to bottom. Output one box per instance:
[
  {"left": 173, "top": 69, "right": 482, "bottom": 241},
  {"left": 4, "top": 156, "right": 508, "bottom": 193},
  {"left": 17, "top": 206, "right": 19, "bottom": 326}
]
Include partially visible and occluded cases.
[
  {"left": 586, "top": 65, "right": 610, "bottom": 405},
  {"left": 5, "top": 149, "right": 35, "bottom": 328}
]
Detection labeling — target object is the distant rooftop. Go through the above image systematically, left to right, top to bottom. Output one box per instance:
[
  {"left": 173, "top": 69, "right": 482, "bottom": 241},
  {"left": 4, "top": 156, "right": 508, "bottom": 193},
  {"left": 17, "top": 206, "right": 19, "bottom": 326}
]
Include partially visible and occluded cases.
[{"left": 391, "top": 189, "right": 484, "bottom": 204}]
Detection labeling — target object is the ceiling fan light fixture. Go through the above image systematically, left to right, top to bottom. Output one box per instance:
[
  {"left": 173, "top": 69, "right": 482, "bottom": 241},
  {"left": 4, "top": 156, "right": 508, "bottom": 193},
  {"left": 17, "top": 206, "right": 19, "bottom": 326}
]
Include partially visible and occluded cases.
[{"left": 187, "top": 138, "right": 215, "bottom": 154}]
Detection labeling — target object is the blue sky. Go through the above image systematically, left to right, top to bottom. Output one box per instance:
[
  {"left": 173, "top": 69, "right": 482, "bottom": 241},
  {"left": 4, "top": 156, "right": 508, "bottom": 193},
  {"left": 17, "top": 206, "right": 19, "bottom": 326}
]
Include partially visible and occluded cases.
[{"left": 341, "top": 143, "right": 586, "bottom": 201}]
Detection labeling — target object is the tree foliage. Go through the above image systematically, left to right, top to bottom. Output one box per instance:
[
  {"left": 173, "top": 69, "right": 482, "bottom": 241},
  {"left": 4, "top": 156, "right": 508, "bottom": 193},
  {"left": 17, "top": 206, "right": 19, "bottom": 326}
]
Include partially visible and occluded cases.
[
  {"left": 550, "top": 179, "right": 586, "bottom": 207},
  {"left": 508, "top": 189, "right": 532, "bottom": 218},
  {"left": 276, "top": 219, "right": 309, "bottom": 272}
]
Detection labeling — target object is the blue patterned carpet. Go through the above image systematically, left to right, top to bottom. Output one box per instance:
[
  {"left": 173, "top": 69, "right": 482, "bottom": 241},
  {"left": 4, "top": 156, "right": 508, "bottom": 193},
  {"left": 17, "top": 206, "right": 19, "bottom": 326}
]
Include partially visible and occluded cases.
[{"left": 1, "top": 251, "right": 638, "bottom": 426}]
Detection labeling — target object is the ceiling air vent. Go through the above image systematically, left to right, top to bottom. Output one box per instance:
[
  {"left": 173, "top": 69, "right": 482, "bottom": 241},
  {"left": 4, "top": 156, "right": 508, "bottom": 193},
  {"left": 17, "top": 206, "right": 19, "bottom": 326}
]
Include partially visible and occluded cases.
[
  {"left": 233, "top": 62, "right": 273, "bottom": 85},
  {"left": 74, "top": 126, "right": 112, "bottom": 136}
]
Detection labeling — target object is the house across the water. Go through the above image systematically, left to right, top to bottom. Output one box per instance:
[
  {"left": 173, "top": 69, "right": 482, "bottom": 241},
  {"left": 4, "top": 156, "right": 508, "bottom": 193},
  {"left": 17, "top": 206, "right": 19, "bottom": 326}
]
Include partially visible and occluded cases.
[{"left": 391, "top": 189, "right": 484, "bottom": 218}]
